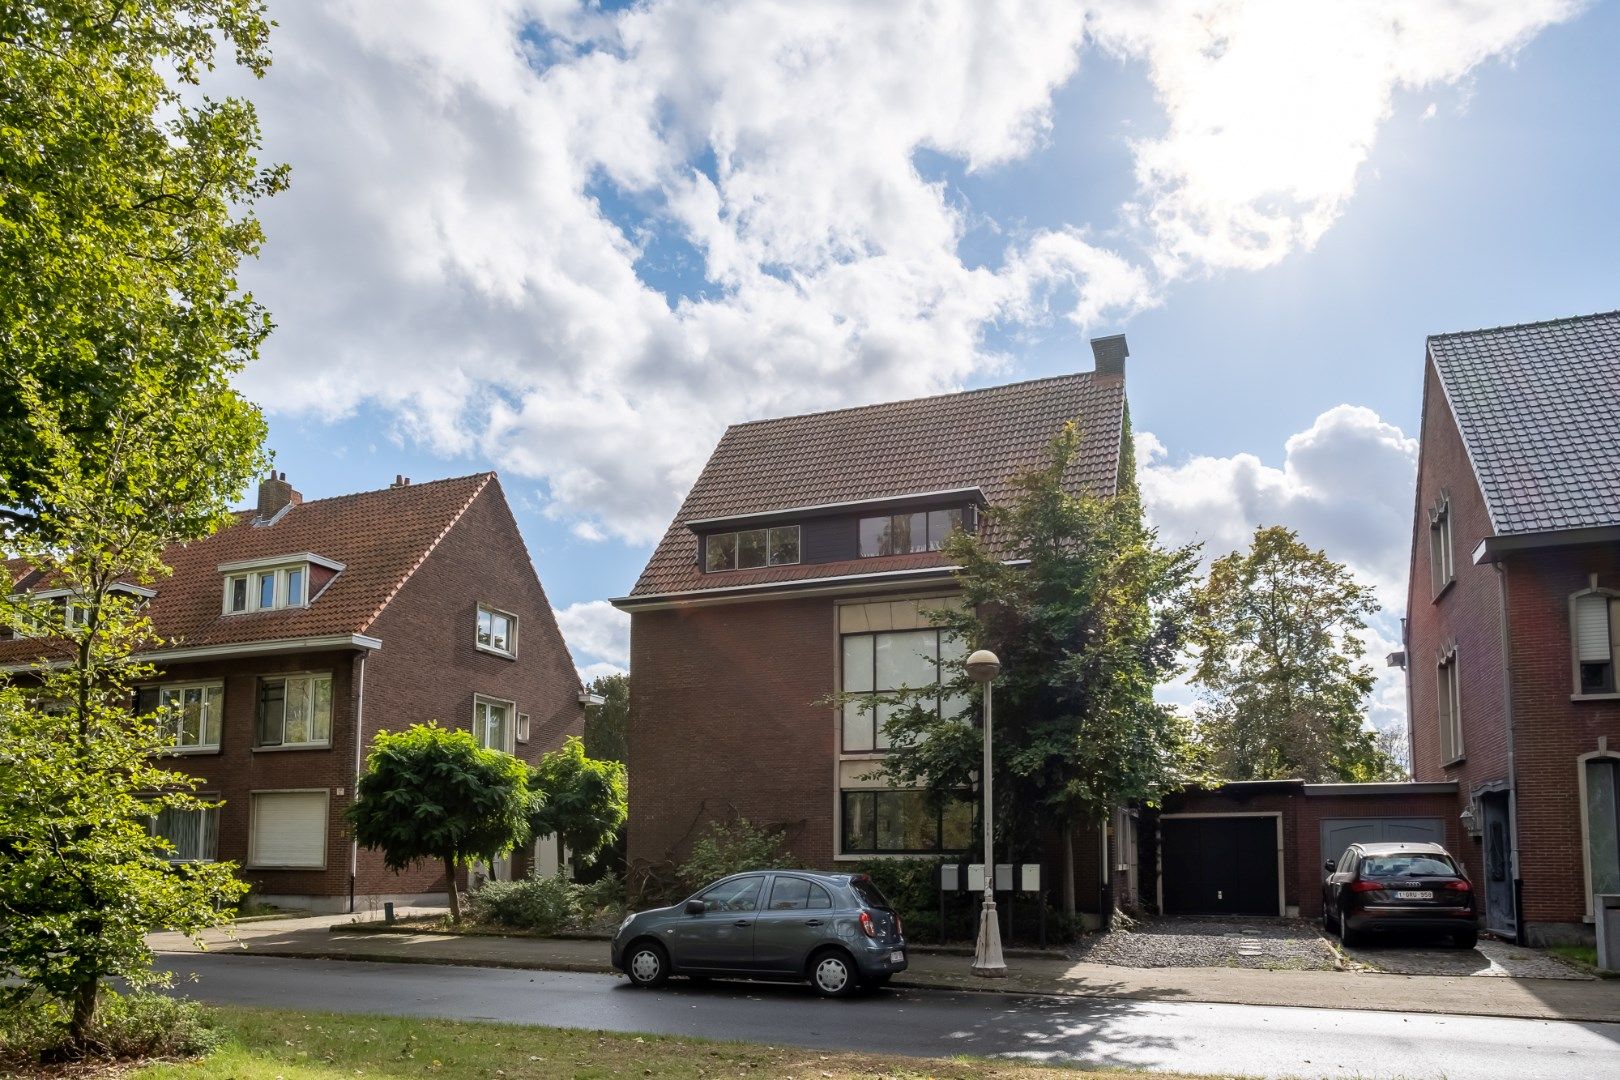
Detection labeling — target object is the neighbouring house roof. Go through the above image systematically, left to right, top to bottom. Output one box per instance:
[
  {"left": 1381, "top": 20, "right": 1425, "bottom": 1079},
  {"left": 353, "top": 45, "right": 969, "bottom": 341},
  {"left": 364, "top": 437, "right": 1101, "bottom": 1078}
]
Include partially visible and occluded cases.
[
  {"left": 1428, "top": 310, "right": 1620, "bottom": 537},
  {"left": 625, "top": 369, "right": 1128, "bottom": 601},
  {"left": 0, "top": 472, "right": 495, "bottom": 667}
]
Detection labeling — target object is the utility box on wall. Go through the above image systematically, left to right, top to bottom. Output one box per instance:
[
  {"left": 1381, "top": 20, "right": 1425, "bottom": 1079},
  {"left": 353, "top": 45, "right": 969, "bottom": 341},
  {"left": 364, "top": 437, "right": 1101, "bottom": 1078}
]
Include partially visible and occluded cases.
[{"left": 1597, "top": 894, "right": 1620, "bottom": 971}]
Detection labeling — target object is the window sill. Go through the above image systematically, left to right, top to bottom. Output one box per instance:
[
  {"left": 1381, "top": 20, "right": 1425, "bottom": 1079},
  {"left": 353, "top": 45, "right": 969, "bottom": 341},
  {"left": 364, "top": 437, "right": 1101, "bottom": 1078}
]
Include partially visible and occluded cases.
[
  {"left": 1431, "top": 577, "right": 1456, "bottom": 603},
  {"left": 474, "top": 644, "right": 518, "bottom": 661},
  {"left": 1571, "top": 692, "right": 1620, "bottom": 702},
  {"left": 252, "top": 743, "right": 332, "bottom": 753},
  {"left": 164, "top": 746, "right": 221, "bottom": 757},
  {"left": 1442, "top": 755, "right": 1466, "bottom": 768},
  {"left": 832, "top": 851, "right": 957, "bottom": 861},
  {"left": 246, "top": 863, "right": 326, "bottom": 871}
]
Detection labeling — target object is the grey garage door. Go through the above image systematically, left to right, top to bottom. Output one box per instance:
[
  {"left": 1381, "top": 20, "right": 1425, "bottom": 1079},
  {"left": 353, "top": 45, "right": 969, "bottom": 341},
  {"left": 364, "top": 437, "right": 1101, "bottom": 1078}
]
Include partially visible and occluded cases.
[{"left": 1319, "top": 817, "right": 1445, "bottom": 880}]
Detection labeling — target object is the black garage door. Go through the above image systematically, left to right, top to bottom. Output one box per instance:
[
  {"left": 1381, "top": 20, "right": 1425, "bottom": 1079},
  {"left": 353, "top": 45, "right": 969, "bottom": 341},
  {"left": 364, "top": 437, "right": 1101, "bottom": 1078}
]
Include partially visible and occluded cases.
[{"left": 1161, "top": 816, "right": 1280, "bottom": 916}]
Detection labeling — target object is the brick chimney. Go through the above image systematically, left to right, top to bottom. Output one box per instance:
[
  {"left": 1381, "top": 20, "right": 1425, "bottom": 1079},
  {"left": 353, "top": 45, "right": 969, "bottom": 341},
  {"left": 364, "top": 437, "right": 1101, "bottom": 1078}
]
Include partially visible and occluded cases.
[
  {"left": 1090, "top": 333, "right": 1128, "bottom": 377},
  {"left": 255, "top": 471, "right": 302, "bottom": 522}
]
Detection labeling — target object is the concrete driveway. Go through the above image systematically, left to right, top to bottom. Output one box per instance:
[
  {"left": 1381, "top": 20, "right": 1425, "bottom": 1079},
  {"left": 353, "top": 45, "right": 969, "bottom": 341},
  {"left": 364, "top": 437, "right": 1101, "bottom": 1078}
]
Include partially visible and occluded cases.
[{"left": 1339, "top": 935, "right": 1594, "bottom": 979}]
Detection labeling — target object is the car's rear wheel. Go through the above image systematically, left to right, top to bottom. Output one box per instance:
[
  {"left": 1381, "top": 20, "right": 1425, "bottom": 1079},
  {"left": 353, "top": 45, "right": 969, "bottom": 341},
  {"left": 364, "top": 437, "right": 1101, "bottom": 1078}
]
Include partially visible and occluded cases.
[
  {"left": 1338, "top": 909, "right": 1362, "bottom": 948},
  {"left": 1452, "top": 930, "right": 1478, "bottom": 950},
  {"left": 626, "top": 941, "right": 670, "bottom": 988},
  {"left": 808, "top": 948, "right": 861, "bottom": 999}
]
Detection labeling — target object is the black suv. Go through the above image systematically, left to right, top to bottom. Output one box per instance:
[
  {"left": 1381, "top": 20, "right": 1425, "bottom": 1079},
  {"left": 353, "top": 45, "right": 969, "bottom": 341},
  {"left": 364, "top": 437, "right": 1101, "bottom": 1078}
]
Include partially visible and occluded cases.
[{"left": 1323, "top": 841, "right": 1477, "bottom": 949}]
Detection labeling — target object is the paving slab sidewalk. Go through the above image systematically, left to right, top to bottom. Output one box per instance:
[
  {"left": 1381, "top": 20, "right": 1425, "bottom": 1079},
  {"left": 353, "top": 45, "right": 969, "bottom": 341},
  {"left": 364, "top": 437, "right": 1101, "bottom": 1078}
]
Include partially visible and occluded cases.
[{"left": 148, "top": 913, "right": 1620, "bottom": 1025}]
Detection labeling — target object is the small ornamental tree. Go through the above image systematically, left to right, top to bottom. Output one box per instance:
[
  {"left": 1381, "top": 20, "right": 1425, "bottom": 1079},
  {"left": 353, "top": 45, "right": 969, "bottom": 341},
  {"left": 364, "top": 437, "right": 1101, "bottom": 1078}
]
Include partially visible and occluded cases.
[
  {"left": 349, "top": 724, "right": 531, "bottom": 923},
  {"left": 527, "top": 735, "right": 628, "bottom": 870}
]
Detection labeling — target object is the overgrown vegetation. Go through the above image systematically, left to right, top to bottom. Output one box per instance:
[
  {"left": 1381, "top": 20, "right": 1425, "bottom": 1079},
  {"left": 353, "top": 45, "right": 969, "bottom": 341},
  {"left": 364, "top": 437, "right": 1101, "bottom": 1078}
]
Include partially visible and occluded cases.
[
  {"left": 676, "top": 817, "right": 797, "bottom": 896},
  {"left": 0, "top": 992, "right": 219, "bottom": 1071}
]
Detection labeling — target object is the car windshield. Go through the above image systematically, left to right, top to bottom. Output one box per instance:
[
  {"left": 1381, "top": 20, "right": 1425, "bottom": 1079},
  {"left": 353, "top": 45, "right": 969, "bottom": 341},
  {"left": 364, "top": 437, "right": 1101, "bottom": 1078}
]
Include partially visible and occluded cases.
[
  {"left": 1359, "top": 854, "right": 1458, "bottom": 878},
  {"left": 850, "top": 877, "right": 890, "bottom": 910}
]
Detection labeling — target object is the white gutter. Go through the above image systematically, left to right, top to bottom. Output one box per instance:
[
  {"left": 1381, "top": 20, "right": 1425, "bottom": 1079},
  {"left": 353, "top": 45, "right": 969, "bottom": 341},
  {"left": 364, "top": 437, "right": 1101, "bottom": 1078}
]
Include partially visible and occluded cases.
[
  {"left": 217, "top": 552, "right": 347, "bottom": 574},
  {"left": 141, "top": 634, "right": 382, "bottom": 663}
]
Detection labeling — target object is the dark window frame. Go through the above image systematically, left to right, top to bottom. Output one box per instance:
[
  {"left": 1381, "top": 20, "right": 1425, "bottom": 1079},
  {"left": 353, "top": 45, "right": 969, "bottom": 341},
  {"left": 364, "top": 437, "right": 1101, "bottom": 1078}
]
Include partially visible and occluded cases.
[
  {"left": 857, "top": 506, "right": 965, "bottom": 558},
  {"left": 702, "top": 525, "right": 801, "bottom": 572},
  {"left": 840, "top": 627, "right": 970, "bottom": 753},
  {"left": 840, "top": 789, "right": 973, "bottom": 855}
]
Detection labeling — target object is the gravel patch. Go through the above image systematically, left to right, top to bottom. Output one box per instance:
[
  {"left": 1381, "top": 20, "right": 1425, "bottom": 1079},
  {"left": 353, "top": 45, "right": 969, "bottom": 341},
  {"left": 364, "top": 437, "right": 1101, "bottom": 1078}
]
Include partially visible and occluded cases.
[{"left": 1068, "top": 916, "right": 1340, "bottom": 970}]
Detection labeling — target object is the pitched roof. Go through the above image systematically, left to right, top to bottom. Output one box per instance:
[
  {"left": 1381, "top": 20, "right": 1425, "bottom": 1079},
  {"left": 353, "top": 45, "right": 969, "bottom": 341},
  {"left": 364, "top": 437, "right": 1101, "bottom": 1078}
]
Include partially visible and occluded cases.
[
  {"left": 1428, "top": 311, "right": 1620, "bottom": 536},
  {"left": 628, "top": 370, "right": 1127, "bottom": 598},
  {"left": 1, "top": 472, "right": 494, "bottom": 665}
]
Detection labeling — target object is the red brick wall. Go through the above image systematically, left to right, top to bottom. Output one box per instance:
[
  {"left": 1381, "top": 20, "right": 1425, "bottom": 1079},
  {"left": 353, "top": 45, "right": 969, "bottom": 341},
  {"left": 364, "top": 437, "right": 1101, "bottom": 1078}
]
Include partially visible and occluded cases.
[
  {"left": 1503, "top": 547, "right": 1620, "bottom": 929},
  {"left": 628, "top": 596, "right": 837, "bottom": 877}
]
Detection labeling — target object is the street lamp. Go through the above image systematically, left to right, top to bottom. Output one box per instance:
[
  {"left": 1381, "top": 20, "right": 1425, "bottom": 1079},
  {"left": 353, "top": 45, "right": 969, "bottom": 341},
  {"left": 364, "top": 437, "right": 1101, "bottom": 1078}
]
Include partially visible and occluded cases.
[{"left": 964, "top": 648, "right": 1006, "bottom": 979}]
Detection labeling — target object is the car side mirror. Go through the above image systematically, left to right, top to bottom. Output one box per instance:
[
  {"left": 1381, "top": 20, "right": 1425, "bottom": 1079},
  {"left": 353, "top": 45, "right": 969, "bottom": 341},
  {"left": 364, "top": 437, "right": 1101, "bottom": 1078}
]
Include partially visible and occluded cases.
[
  {"left": 1323, "top": 861, "right": 1336, "bottom": 872},
  {"left": 684, "top": 899, "right": 705, "bottom": 916}
]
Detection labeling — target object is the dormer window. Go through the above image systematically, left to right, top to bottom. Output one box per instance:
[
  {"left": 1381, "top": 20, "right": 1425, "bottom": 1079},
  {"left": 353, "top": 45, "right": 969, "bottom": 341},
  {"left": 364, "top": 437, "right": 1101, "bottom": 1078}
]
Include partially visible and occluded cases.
[
  {"left": 859, "top": 507, "right": 964, "bottom": 557},
  {"left": 704, "top": 525, "right": 800, "bottom": 572},
  {"left": 219, "top": 553, "right": 343, "bottom": 615}
]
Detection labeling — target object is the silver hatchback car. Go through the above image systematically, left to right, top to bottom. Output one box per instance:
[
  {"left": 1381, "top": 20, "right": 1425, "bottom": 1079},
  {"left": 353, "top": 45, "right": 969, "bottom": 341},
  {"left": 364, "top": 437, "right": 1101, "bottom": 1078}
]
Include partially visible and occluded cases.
[{"left": 611, "top": 870, "right": 907, "bottom": 998}]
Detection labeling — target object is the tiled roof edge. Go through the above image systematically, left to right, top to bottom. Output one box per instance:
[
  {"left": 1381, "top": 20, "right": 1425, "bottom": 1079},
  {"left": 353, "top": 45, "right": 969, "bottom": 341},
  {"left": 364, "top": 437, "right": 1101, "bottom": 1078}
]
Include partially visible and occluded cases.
[
  {"left": 1426, "top": 308, "right": 1620, "bottom": 344},
  {"left": 1423, "top": 341, "right": 1502, "bottom": 535},
  {"left": 722, "top": 370, "right": 1096, "bottom": 431},
  {"left": 355, "top": 472, "right": 496, "bottom": 634}
]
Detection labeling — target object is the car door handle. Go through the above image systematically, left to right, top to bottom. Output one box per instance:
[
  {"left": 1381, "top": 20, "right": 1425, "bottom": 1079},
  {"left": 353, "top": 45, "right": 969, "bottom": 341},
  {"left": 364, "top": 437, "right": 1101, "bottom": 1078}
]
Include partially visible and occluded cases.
[
  {"left": 803, "top": 919, "right": 823, "bottom": 927},
  {"left": 733, "top": 920, "right": 752, "bottom": 928}
]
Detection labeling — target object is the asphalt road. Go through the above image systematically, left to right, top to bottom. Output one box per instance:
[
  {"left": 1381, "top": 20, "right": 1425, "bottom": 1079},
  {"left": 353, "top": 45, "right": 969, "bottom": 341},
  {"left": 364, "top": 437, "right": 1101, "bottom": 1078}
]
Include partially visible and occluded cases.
[{"left": 152, "top": 952, "right": 1620, "bottom": 1080}]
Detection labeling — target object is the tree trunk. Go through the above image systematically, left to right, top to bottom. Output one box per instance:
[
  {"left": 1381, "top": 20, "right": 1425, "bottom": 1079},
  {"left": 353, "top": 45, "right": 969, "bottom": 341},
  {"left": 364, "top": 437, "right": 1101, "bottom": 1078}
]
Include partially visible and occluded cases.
[
  {"left": 1061, "top": 825, "right": 1077, "bottom": 917},
  {"left": 444, "top": 855, "right": 462, "bottom": 923},
  {"left": 69, "top": 979, "right": 98, "bottom": 1048}
]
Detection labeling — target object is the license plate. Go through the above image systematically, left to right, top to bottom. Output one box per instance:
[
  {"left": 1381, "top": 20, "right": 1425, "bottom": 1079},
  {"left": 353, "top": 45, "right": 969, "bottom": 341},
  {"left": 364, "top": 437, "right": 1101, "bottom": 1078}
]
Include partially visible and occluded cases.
[
  {"left": 1395, "top": 890, "right": 1433, "bottom": 900},
  {"left": 890, "top": 950, "right": 905, "bottom": 963}
]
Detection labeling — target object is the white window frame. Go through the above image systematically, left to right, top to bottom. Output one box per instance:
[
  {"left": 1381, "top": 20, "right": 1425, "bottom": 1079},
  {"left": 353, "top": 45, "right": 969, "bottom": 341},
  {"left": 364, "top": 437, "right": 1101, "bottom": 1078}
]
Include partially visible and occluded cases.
[
  {"left": 1428, "top": 493, "right": 1455, "bottom": 599},
  {"left": 218, "top": 553, "right": 343, "bottom": 616},
  {"left": 1570, "top": 585, "right": 1620, "bottom": 699},
  {"left": 476, "top": 604, "right": 520, "bottom": 658},
  {"left": 1437, "top": 648, "right": 1463, "bottom": 764},
  {"left": 254, "top": 672, "right": 333, "bottom": 750},
  {"left": 142, "top": 681, "right": 225, "bottom": 753},
  {"left": 474, "top": 694, "right": 516, "bottom": 754},
  {"left": 516, "top": 711, "right": 531, "bottom": 744},
  {"left": 247, "top": 789, "right": 330, "bottom": 869},
  {"left": 150, "top": 803, "right": 221, "bottom": 863}
]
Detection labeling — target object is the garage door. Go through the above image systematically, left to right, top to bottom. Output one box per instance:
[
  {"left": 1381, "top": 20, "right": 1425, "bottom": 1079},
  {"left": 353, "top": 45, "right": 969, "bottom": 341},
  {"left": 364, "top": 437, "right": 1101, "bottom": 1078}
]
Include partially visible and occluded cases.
[
  {"left": 1161, "top": 816, "right": 1281, "bottom": 916},
  {"left": 1318, "top": 817, "right": 1445, "bottom": 880}
]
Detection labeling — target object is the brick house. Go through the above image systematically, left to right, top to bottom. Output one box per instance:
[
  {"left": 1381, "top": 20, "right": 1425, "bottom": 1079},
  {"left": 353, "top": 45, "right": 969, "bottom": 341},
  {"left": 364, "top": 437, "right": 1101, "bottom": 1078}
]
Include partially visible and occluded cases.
[
  {"left": 1399, "top": 310, "right": 1620, "bottom": 946},
  {"left": 612, "top": 337, "right": 1136, "bottom": 901},
  {"left": 2, "top": 472, "right": 585, "bottom": 913}
]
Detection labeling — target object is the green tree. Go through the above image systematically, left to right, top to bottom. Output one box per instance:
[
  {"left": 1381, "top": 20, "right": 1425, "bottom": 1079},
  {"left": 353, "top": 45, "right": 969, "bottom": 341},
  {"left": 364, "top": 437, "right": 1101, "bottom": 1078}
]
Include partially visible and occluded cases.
[
  {"left": 1, "top": 0, "right": 285, "bottom": 543},
  {"left": 872, "top": 422, "right": 1200, "bottom": 915},
  {"left": 1189, "top": 525, "right": 1402, "bottom": 783},
  {"left": 583, "top": 672, "right": 629, "bottom": 766},
  {"left": 349, "top": 723, "right": 532, "bottom": 923},
  {"left": 526, "top": 735, "right": 627, "bottom": 871}
]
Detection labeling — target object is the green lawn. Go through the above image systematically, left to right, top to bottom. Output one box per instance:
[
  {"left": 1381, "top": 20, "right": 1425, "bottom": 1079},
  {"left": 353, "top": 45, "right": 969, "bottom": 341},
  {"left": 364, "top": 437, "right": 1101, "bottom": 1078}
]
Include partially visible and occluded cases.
[{"left": 125, "top": 1006, "right": 1228, "bottom": 1079}]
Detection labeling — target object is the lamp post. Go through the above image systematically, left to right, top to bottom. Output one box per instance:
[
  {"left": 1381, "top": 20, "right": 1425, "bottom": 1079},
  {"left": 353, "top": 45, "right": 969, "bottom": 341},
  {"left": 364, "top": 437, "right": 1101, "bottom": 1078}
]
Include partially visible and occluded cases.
[{"left": 964, "top": 648, "right": 1006, "bottom": 979}]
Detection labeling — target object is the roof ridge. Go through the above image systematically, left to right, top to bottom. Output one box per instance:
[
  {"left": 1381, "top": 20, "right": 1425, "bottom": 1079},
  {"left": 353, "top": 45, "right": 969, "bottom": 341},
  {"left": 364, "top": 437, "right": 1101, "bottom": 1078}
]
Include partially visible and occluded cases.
[
  {"left": 1428, "top": 308, "right": 1620, "bottom": 343},
  {"left": 724, "top": 370, "right": 1098, "bottom": 431},
  {"left": 262, "top": 470, "right": 496, "bottom": 511},
  {"left": 355, "top": 472, "right": 496, "bottom": 634}
]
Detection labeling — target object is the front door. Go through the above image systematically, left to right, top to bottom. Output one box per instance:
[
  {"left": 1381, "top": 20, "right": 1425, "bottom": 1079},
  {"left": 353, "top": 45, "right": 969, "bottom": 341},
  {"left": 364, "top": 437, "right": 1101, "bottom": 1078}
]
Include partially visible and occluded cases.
[
  {"left": 1481, "top": 793, "right": 1517, "bottom": 937},
  {"left": 752, "top": 874, "right": 836, "bottom": 974},
  {"left": 667, "top": 875, "right": 763, "bottom": 972}
]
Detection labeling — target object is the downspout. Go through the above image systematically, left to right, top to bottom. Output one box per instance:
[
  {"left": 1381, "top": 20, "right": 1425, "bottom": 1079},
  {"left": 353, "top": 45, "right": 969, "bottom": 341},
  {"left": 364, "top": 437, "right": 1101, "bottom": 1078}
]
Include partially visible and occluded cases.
[
  {"left": 1495, "top": 562, "right": 1524, "bottom": 944},
  {"left": 348, "top": 650, "right": 368, "bottom": 915}
]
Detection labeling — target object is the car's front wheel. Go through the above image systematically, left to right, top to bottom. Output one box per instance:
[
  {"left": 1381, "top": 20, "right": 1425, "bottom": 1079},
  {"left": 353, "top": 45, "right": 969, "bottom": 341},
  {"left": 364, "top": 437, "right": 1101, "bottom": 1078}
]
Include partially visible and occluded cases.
[
  {"left": 626, "top": 941, "right": 670, "bottom": 988},
  {"left": 808, "top": 948, "right": 861, "bottom": 999}
]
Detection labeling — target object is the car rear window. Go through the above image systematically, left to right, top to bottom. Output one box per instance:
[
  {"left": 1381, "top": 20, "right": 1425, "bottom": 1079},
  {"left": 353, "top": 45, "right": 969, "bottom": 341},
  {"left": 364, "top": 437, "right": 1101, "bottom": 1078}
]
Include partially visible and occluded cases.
[
  {"left": 1359, "top": 854, "right": 1459, "bottom": 878},
  {"left": 850, "top": 877, "right": 890, "bottom": 910}
]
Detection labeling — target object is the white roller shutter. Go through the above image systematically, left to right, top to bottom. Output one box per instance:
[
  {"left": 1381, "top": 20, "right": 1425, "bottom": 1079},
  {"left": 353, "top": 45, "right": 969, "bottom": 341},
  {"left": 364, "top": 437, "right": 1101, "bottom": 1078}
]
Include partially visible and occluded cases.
[
  {"left": 1577, "top": 595, "right": 1612, "bottom": 663},
  {"left": 250, "top": 791, "right": 328, "bottom": 868}
]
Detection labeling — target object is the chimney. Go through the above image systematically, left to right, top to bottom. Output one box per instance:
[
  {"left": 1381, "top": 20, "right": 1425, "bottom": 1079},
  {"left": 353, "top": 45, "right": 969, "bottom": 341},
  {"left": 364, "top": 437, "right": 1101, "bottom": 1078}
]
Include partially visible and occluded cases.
[
  {"left": 1090, "top": 334, "right": 1128, "bottom": 377},
  {"left": 255, "top": 471, "right": 302, "bottom": 522},
  {"left": 391, "top": 475, "right": 412, "bottom": 488}
]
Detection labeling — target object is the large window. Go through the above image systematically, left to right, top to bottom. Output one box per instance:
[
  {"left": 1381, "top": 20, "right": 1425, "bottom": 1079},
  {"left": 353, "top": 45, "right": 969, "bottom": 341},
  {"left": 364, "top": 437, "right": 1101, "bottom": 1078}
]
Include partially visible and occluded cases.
[
  {"left": 1429, "top": 495, "right": 1454, "bottom": 598},
  {"left": 858, "top": 507, "right": 963, "bottom": 557},
  {"left": 704, "top": 525, "right": 800, "bottom": 571},
  {"left": 1574, "top": 590, "right": 1618, "bottom": 695},
  {"left": 477, "top": 605, "right": 519, "bottom": 657},
  {"left": 841, "top": 628, "right": 969, "bottom": 752},
  {"left": 1437, "top": 651, "right": 1462, "bottom": 763},
  {"left": 256, "top": 674, "right": 332, "bottom": 748},
  {"left": 135, "top": 682, "right": 224, "bottom": 752},
  {"left": 475, "top": 695, "right": 514, "bottom": 753},
  {"left": 841, "top": 789, "right": 973, "bottom": 854},
  {"left": 248, "top": 791, "right": 328, "bottom": 868},
  {"left": 150, "top": 805, "right": 220, "bottom": 863}
]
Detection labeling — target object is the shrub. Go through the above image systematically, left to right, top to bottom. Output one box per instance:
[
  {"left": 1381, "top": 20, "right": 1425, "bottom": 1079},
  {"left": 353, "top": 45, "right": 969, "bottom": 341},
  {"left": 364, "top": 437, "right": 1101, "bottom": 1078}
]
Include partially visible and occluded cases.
[
  {"left": 677, "top": 818, "right": 796, "bottom": 893},
  {"left": 850, "top": 858, "right": 947, "bottom": 940},
  {"left": 575, "top": 870, "right": 627, "bottom": 927},
  {"left": 469, "top": 873, "right": 580, "bottom": 934},
  {"left": 0, "top": 992, "right": 218, "bottom": 1068}
]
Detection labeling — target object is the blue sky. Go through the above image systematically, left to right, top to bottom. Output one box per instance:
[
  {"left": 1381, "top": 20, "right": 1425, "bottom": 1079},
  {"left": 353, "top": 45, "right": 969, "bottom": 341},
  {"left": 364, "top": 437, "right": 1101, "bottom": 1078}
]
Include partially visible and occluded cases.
[{"left": 237, "top": 0, "right": 1616, "bottom": 721}]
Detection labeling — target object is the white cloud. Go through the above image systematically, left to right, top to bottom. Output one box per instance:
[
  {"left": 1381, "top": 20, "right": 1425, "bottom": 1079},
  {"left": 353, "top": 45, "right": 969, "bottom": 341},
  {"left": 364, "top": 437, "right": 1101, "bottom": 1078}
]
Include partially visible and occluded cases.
[
  {"left": 218, "top": 0, "right": 1578, "bottom": 546},
  {"left": 1138, "top": 405, "right": 1419, "bottom": 730},
  {"left": 555, "top": 599, "right": 631, "bottom": 674}
]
